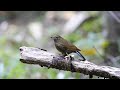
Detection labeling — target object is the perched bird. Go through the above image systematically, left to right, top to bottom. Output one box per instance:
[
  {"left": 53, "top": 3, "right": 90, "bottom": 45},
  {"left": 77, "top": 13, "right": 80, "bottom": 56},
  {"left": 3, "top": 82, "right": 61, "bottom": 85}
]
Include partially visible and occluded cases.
[{"left": 51, "top": 35, "right": 86, "bottom": 61}]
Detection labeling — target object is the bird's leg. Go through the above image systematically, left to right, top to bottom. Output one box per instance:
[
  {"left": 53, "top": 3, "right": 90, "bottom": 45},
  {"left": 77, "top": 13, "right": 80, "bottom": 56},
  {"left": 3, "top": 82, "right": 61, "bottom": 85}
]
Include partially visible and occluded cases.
[
  {"left": 60, "top": 52, "right": 75, "bottom": 72},
  {"left": 63, "top": 52, "right": 75, "bottom": 62},
  {"left": 63, "top": 53, "right": 69, "bottom": 59},
  {"left": 64, "top": 53, "right": 75, "bottom": 72},
  {"left": 69, "top": 55, "right": 74, "bottom": 61}
]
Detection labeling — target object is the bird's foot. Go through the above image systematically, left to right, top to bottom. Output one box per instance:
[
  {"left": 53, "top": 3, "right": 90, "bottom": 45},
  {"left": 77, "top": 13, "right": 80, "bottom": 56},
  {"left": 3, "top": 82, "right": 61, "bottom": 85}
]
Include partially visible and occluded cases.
[
  {"left": 64, "top": 55, "right": 75, "bottom": 72},
  {"left": 64, "top": 55, "right": 74, "bottom": 61}
]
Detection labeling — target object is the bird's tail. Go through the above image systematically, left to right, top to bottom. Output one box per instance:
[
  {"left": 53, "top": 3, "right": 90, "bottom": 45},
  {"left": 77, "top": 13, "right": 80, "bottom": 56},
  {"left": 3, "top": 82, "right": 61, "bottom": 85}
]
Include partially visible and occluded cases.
[{"left": 76, "top": 51, "right": 86, "bottom": 61}]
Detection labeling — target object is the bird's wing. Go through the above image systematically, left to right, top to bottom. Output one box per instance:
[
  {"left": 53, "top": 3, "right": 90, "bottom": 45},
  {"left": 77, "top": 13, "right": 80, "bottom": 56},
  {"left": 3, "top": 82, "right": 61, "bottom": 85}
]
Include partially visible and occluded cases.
[{"left": 61, "top": 38, "right": 81, "bottom": 51}]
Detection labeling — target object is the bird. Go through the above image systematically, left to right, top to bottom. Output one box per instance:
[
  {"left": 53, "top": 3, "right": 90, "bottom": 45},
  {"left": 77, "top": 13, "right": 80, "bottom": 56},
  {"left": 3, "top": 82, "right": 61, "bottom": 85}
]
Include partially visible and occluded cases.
[{"left": 51, "top": 35, "right": 86, "bottom": 61}]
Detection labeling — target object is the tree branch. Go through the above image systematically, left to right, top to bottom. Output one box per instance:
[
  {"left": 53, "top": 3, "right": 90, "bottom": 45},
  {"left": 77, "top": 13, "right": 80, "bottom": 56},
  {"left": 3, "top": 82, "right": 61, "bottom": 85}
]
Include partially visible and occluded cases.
[{"left": 19, "top": 46, "right": 120, "bottom": 79}]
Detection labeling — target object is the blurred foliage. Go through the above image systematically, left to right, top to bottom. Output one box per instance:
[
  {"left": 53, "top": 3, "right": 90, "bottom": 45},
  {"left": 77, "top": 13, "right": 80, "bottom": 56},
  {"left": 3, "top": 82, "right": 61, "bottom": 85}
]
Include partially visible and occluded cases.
[
  {"left": 0, "top": 11, "right": 115, "bottom": 79},
  {"left": 82, "top": 15, "right": 102, "bottom": 32}
]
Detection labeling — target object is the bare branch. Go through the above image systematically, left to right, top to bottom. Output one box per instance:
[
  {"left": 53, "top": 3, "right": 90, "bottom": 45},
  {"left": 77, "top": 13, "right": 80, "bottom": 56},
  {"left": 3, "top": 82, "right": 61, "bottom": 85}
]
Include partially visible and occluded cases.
[{"left": 19, "top": 46, "right": 120, "bottom": 79}]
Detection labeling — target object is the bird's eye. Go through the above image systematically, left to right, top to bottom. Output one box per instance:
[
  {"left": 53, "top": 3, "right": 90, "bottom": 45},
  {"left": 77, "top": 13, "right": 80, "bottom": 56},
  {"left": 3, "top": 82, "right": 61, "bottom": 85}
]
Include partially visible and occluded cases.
[{"left": 56, "top": 37, "right": 59, "bottom": 40}]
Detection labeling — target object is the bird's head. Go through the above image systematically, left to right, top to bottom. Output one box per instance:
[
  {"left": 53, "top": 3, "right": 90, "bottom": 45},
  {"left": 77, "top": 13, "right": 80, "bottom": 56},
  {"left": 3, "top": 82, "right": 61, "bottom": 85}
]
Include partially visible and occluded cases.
[{"left": 51, "top": 35, "right": 61, "bottom": 42}]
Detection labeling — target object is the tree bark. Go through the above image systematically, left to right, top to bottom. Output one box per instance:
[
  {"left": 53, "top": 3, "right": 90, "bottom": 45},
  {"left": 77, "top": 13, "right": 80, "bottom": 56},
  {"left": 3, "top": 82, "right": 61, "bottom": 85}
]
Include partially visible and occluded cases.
[{"left": 19, "top": 46, "right": 120, "bottom": 79}]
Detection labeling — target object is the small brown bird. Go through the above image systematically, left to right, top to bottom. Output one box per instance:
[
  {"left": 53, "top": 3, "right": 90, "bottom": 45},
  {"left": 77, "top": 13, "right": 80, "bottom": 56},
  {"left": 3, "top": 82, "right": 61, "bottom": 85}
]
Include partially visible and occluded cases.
[{"left": 51, "top": 35, "right": 86, "bottom": 61}]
